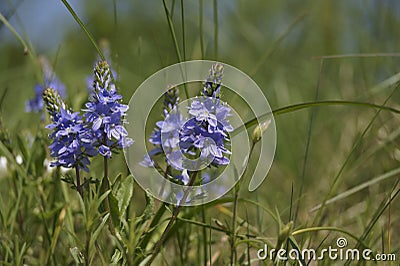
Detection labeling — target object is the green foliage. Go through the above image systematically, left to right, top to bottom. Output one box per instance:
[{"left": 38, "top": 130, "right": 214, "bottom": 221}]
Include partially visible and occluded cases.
[{"left": 1, "top": 0, "right": 400, "bottom": 265}]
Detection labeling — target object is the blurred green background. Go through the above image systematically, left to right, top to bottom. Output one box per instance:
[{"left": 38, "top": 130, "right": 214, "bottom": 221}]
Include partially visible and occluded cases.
[{"left": 1, "top": 0, "right": 399, "bottom": 263}]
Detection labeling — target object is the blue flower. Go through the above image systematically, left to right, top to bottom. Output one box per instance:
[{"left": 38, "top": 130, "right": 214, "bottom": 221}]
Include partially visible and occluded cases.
[
  {"left": 26, "top": 58, "right": 66, "bottom": 114},
  {"left": 83, "top": 61, "right": 133, "bottom": 158},
  {"left": 179, "top": 63, "right": 232, "bottom": 167},
  {"left": 25, "top": 84, "right": 45, "bottom": 113},
  {"left": 143, "top": 86, "right": 182, "bottom": 161},
  {"left": 43, "top": 89, "right": 96, "bottom": 171},
  {"left": 188, "top": 97, "right": 233, "bottom": 132},
  {"left": 150, "top": 111, "right": 183, "bottom": 150},
  {"left": 179, "top": 112, "right": 232, "bottom": 166}
]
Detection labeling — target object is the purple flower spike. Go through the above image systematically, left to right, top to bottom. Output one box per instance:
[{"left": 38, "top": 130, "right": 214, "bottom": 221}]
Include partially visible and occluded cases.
[
  {"left": 83, "top": 61, "right": 133, "bottom": 158},
  {"left": 179, "top": 63, "right": 232, "bottom": 167},
  {"left": 43, "top": 89, "right": 96, "bottom": 171}
]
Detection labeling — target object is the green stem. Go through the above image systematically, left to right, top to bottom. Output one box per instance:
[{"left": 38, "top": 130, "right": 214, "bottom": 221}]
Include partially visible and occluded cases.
[
  {"left": 61, "top": 0, "right": 105, "bottom": 61},
  {"left": 162, "top": 0, "right": 190, "bottom": 100},
  {"left": 162, "top": 0, "right": 182, "bottom": 63},
  {"left": 180, "top": 0, "right": 186, "bottom": 61},
  {"left": 199, "top": 0, "right": 204, "bottom": 58},
  {"left": 213, "top": 0, "right": 218, "bottom": 58},
  {"left": 294, "top": 60, "right": 323, "bottom": 225},
  {"left": 230, "top": 142, "right": 255, "bottom": 265},
  {"left": 103, "top": 156, "right": 115, "bottom": 234},
  {"left": 75, "top": 166, "right": 83, "bottom": 198},
  {"left": 145, "top": 171, "right": 198, "bottom": 265},
  {"left": 230, "top": 184, "right": 239, "bottom": 265},
  {"left": 201, "top": 206, "right": 207, "bottom": 265},
  {"left": 85, "top": 230, "right": 90, "bottom": 266}
]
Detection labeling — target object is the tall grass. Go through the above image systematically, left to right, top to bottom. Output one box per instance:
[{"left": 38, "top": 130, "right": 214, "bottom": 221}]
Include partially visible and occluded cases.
[{"left": 0, "top": 0, "right": 399, "bottom": 265}]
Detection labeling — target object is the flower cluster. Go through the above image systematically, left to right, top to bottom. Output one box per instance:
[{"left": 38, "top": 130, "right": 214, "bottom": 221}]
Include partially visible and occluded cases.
[
  {"left": 86, "top": 40, "right": 117, "bottom": 92},
  {"left": 26, "top": 57, "right": 66, "bottom": 114},
  {"left": 43, "top": 60, "right": 133, "bottom": 173},
  {"left": 83, "top": 61, "right": 133, "bottom": 158},
  {"left": 142, "top": 63, "right": 232, "bottom": 187},
  {"left": 179, "top": 63, "right": 233, "bottom": 166},
  {"left": 141, "top": 86, "right": 183, "bottom": 168},
  {"left": 149, "top": 86, "right": 182, "bottom": 151},
  {"left": 43, "top": 89, "right": 96, "bottom": 171}
]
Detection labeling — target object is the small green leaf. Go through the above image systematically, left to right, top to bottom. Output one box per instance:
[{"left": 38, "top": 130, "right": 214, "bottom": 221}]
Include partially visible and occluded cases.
[
  {"left": 16, "top": 134, "right": 29, "bottom": 162},
  {"left": 31, "top": 136, "right": 46, "bottom": 176},
  {"left": 112, "top": 173, "right": 122, "bottom": 190},
  {"left": 116, "top": 175, "right": 134, "bottom": 220},
  {"left": 142, "top": 189, "right": 155, "bottom": 221},
  {"left": 109, "top": 192, "right": 120, "bottom": 228},
  {"left": 90, "top": 213, "right": 110, "bottom": 249},
  {"left": 70, "top": 247, "right": 84, "bottom": 264},
  {"left": 110, "top": 249, "right": 123, "bottom": 265}
]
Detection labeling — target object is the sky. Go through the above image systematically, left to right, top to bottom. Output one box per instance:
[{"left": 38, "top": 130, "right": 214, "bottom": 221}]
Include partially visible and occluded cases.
[{"left": 0, "top": 0, "right": 84, "bottom": 51}]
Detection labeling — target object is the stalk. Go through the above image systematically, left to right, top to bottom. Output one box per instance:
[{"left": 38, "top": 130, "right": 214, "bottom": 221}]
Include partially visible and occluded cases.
[
  {"left": 230, "top": 142, "right": 256, "bottom": 265},
  {"left": 103, "top": 156, "right": 115, "bottom": 234},
  {"left": 75, "top": 166, "right": 83, "bottom": 198},
  {"left": 145, "top": 171, "right": 198, "bottom": 265}
]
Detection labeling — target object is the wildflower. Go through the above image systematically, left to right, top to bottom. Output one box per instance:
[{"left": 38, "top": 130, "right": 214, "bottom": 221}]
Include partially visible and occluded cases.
[
  {"left": 86, "top": 40, "right": 117, "bottom": 92},
  {"left": 26, "top": 57, "right": 66, "bottom": 114},
  {"left": 83, "top": 61, "right": 133, "bottom": 158},
  {"left": 179, "top": 63, "right": 232, "bottom": 167},
  {"left": 141, "top": 86, "right": 190, "bottom": 185},
  {"left": 144, "top": 86, "right": 183, "bottom": 161},
  {"left": 43, "top": 88, "right": 96, "bottom": 171}
]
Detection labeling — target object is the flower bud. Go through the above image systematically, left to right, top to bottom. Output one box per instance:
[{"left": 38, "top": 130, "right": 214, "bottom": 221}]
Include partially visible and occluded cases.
[
  {"left": 202, "top": 63, "right": 224, "bottom": 98},
  {"left": 163, "top": 85, "right": 180, "bottom": 115},
  {"left": 42, "top": 88, "right": 63, "bottom": 117},
  {"left": 252, "top": 119, "right": 271, "bottom": 143}
]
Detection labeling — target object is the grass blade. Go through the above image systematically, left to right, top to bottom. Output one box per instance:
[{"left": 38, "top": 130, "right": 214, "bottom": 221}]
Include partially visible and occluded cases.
[
  {"left": 61, "top": 0, "right": 105, "bottom": 61},
  {"left": 312, "top": 85, "right": 399, "bottom": 226},
  {"left": 232, "top": 100, "right": 400, "bottom": 137},
  {"left": 310, "top": 167, "right": 400, "bottom": 212}
]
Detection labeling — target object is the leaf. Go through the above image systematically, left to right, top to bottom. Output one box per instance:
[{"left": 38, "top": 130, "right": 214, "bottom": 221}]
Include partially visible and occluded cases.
[
  {"left": 16, "top": 134, "right": 29, "bottom": 163},
  {"left": 31, "top": 136, "right": 46, "bottom": 176},
  {"left": 0, "top": 140, "right": 28, "bottom": 180},
  {"left": 112, "top": 173, "right": 122, "bottom": 190},
  {"left": 116, "top": 175, "right": 134, "bottom": 220},
  {"left": 141, "top": 189, "right": 155, "bottom": 221},
  {"left": 109, "top": 192, "right": 120, "bottom": 228},
  {"left": 49, "top": 205, "right": 67, "bottom": 257},
  {"left": 89, "top": 213, "right": 110, "bottom": 250},
  {"left": 288, "top": 237, "right": 307, "bottom": 266},
  {"left": 70, "top": 247, "right": 84, "bottom": 264},
  {"left": 110, "top": 249, "right": 123, "bottom": 265}
]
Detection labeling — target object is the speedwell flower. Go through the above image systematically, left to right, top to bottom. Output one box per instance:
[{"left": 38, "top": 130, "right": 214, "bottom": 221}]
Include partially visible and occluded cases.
[
  {"left": 26, "top": 57, "right": 66, "bottom": 114},
  {"left": 83, "top": 61, "right": 133, "bottom": 158},
  {"left": 179, "top": 63, "right": 232, "bottom": 167},
  {"left": 145, "top": 86, "right": 183, "bottom": 160},
  {"left": 43, "top": 88, "right": 96, "bottom": 171}
]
